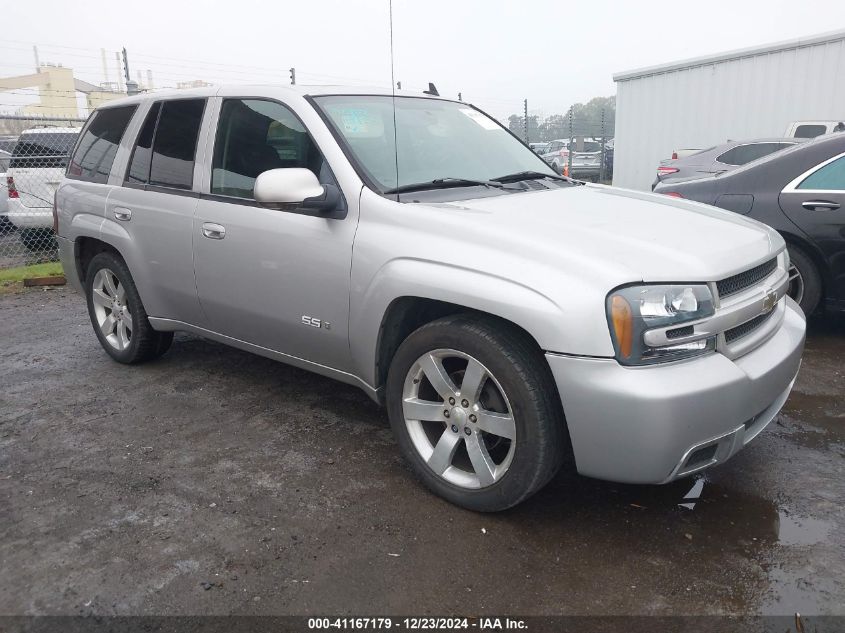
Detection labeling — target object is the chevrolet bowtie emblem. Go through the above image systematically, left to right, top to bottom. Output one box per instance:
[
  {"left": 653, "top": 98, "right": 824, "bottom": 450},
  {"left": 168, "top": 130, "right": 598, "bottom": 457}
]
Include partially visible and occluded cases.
[{"left": 761, "top": 290, "right": 778, "bottom": 313}]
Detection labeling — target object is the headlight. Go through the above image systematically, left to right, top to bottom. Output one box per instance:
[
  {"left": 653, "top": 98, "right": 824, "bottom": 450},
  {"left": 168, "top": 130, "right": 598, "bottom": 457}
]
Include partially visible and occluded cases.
[{"left": 606, "top": 284, "right": 716, "bottom": 366}]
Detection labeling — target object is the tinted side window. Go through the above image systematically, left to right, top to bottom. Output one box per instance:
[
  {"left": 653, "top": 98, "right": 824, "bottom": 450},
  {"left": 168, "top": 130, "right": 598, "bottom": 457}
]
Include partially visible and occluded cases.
[
  {"left": 148, "top": 99, "right": 205, "bottom": 189},
  {"left": 211, "top": 99, "right": 327, "bottom": 199},
  {"left": 126, "top": 102, "right": 161, "bottom": 184},
  {"left": 68, "top": 106, "right": 136, "bottom": 183},
  {"left": 794, "top": 124, "right": 827, "bottom": 139},
  {"left": 717, "top": 142, "right": 790, "bottom": 166},
  {"left": 798, "top": 156, "right": 845, "bottom": 191}
]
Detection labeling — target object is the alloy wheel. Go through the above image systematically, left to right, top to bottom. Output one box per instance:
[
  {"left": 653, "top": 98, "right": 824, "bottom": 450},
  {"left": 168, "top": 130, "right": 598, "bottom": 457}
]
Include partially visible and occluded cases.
[
  {"left": 91, "top": 268, "right": 133, "bottom": 351},
  {"left": 402, "top": 349, "right": 516, "bottom": 489}
]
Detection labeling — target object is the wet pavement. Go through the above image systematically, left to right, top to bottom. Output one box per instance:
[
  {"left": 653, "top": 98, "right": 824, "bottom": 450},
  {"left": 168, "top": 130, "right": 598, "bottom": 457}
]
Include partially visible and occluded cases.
[{"left": 0, "top": 287, "right": 843, "bottom": 617}]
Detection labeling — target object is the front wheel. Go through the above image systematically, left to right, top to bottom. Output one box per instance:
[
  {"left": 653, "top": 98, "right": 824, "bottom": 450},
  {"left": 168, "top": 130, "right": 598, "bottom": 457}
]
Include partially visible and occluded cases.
[
  {"left": 85, "top": 251, "right": 173, "bottom": 364},
  {"left": 386, "top": 314, "right": 569, "bottom": 511}
]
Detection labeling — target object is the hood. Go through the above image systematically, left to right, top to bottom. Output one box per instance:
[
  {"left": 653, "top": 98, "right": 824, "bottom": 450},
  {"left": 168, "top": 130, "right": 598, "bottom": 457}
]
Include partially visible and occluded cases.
[{"left": 426, "top": 184, "right": 782, "bottom": 285}]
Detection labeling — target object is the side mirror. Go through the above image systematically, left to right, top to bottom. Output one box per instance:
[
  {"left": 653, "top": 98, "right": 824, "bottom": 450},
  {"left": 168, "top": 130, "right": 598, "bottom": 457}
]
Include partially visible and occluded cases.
[{"left": 254, "top": 168, "right": 340, "bottom": 213}]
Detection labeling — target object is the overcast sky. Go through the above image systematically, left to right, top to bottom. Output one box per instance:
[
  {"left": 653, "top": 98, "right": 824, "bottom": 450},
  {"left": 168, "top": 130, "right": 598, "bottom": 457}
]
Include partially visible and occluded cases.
[{"left": 2, "top": 0, "right": 844, "bottom": 121}]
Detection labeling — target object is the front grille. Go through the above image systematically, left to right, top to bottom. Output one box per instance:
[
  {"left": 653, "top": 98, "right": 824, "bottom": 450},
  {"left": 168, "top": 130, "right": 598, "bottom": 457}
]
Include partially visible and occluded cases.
[
  {"left": 716, "top": 258, "right": 777, "bottom": 298},
  {"left": 724, "top": 310, "right": 775, "bottom": 343}
]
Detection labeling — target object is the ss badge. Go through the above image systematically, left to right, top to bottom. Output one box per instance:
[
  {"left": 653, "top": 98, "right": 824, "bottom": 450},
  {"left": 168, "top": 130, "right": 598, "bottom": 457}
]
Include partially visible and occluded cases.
[{"left": 302, "top": 315, "right": 331, "bottom": 330}]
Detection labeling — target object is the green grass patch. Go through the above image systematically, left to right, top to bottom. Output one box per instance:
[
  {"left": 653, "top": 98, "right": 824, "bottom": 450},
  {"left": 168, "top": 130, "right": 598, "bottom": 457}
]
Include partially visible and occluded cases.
[{"left": 0, "top": 262, "right": 64, "bottom": 284}]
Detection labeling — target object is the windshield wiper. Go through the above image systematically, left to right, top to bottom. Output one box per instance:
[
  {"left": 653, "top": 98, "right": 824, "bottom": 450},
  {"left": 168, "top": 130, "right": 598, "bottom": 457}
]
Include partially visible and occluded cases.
[
  {"left": 491, "top": 170, "right": 571, "bottom": 184},
  {"left": 384, "top": 177, "right": 506, "bottom": 195}
]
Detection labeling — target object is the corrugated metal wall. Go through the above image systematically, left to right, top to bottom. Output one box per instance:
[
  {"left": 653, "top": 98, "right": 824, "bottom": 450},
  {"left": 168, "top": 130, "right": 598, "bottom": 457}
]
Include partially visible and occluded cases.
[{"left": 612, "top": 34, "right": 845, "bottom": 191}]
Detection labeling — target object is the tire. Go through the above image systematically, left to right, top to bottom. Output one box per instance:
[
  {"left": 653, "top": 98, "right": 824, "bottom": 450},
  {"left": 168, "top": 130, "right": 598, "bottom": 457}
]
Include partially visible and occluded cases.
[
  {"left": 552, "top": 162, "right": 560, "bottom": 174},
  {"left": 21, "top": 228, "right": 57, "bottom": 253},
  {"left": 786, "top": 244, "right": 822, "bottom": 316},
  {"left": 84, "top": 251, "right": 173, "bottom": 364},
  {"left": 385, "top": 313, "right": 570, "bottom": 512}
]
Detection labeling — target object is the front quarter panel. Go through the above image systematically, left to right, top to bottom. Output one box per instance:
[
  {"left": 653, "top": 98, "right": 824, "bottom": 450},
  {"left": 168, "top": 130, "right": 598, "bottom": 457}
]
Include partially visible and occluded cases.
[{"left": 348, "top": 189, "right": 616, "bottom": 387}]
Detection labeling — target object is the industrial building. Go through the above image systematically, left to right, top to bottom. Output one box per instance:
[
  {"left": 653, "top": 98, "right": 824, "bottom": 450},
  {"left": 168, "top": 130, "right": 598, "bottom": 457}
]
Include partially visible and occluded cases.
[{"left": 612, "top": 29, "right": 845, "bottom": 191}]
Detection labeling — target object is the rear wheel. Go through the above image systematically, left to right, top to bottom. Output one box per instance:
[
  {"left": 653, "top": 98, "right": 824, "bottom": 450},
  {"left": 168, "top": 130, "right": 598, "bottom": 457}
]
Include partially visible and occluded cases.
[
  {"left": 786, "top": 245, "right": 822, "bottom": 315},
  {"left": 85, "top": 252, "right": 173, "bottom": 364},
  {"left": 386, "top": 314, "right": 569, "bottom": 511}
]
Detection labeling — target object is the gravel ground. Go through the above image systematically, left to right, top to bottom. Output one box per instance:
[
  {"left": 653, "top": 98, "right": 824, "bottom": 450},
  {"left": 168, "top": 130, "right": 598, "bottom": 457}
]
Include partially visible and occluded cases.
[{"left": 1, "top": 286, "right": 843, "bottom": 617}]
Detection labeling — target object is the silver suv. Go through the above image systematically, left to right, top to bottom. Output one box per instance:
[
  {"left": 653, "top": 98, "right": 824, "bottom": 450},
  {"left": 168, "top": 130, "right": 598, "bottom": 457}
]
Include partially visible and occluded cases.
[{"left": 57, "top": 86, "right": 806, "bottom": 511}]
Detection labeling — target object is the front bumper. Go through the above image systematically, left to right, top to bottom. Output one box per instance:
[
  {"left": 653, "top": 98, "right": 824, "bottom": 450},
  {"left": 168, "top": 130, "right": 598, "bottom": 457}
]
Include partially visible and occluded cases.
[{"left": 546, "top": 296, "right": 806, "bottom": 484}]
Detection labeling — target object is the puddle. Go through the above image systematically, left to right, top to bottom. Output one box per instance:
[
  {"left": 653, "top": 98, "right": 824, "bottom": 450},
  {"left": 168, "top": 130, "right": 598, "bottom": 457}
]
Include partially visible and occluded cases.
[
  {"left": 776, "top": 510, "right": 833, "bottom": 546},
  {"left": 762, "top": 564, "right": 841, "bottom": 616}
]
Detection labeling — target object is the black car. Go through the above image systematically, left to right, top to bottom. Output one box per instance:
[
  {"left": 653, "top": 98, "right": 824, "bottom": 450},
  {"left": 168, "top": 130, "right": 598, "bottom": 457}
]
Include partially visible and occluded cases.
[{"left": 654, "top": 133, "right": 845, "bottom": 316}]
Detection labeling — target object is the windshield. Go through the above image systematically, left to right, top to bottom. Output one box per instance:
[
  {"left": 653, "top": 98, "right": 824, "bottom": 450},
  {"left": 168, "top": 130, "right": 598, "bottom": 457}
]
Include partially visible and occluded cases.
[{"left": 313, "top": 95, "right": 556, "bottom": 192}]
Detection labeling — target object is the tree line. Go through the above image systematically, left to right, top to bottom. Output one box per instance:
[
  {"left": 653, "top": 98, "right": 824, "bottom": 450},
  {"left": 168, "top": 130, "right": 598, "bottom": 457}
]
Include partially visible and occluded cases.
[{"left": 507, "top": 96, "right": 615, "bottom": 142}]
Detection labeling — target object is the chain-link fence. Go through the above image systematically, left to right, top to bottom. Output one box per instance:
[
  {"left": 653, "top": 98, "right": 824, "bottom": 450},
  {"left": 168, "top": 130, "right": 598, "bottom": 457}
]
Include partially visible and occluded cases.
[{"left": 1, "top": 116, "right": 86, "bottom": 269}]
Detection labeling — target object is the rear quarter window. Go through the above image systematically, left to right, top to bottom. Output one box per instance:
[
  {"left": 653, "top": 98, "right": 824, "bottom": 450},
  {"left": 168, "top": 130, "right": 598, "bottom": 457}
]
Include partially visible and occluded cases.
[{"left": 68, "top": 105, "right": 138, "bottom": 183}]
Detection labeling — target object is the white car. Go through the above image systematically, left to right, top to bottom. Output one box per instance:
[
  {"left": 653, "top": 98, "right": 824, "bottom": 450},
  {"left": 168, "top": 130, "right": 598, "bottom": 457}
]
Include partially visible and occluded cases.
[{"left": 6, "top": 127, "right": 79, "bottom": 249}]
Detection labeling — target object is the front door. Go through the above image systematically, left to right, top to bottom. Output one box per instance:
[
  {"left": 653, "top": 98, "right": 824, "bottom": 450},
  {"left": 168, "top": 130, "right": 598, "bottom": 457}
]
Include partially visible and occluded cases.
[{"left": 193, "top": 98, "right": 357, "bottom": 372}]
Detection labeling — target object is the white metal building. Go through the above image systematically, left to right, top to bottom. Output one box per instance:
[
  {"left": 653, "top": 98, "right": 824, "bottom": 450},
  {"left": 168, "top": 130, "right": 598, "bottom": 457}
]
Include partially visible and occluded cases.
[{"left": 612, "top": 30, "right": 845, "bottom": 191}]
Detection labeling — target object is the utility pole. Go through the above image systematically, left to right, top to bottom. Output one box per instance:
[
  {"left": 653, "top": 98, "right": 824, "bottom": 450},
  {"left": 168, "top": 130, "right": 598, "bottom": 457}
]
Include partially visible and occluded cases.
[
  {"left": 33, "top": 45, "right": 41, "bottom": 72},
  {"left": 122, "top": 47, "right": 139, "bottom": 94},
  {"left": 122, "top": 48, "right": 131, "bottom": 85},
  {"left": 289, "top": 68, "right": 296, "bottom": 85},
  {"left": 523, "top": 99, "right": 528, "bottom": 143}
]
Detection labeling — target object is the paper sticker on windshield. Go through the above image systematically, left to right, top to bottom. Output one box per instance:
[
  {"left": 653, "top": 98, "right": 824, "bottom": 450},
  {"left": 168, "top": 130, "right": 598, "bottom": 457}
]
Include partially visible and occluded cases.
[
  {"left": 334, "top": 108, "right": 384, "bottom": 138},
  {"left": 460, "top": 108, "right": 499, "bottom": 130}
]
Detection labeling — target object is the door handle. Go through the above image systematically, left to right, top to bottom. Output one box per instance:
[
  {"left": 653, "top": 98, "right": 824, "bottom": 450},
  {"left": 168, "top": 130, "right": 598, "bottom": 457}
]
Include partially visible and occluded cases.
[
  {"left": 801, "top": 200, "right": 840, "bottom": 210},
  {"left": 113, "top": 207, "right": 132, "bottom": 221},
  {"left": 202, "top": 222, "right": 226, "bottom": 239}
]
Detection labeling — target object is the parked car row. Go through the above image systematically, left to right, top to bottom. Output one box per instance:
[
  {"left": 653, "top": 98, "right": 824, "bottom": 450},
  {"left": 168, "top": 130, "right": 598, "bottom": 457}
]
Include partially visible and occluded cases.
[{"left": 539, "top": 138, "right": 608, "bottom": 181}]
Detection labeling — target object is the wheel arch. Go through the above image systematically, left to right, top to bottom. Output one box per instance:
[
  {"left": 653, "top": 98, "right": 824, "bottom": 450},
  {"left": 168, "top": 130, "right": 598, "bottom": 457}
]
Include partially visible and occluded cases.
[
  {"left": 779, "top": 229, "right": 828, "bottom": 299},
  {"left": 74, "top": 235, "right": 124, "bottom": 286},
  {"left": 354, "top": 259, "right": 573, "bottom": 400},
  {"left": 373, "top": 297, "right": 549, "bottom": 399}
]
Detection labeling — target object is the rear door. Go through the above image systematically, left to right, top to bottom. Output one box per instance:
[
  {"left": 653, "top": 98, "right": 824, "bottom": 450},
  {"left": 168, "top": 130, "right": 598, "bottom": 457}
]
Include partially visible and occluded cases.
[
  {"left": 104, "top": 98, "right": 208, "bottom": 325},
  {"left": 59, "top": 105, "right": 138, "bottom": 237},
  {"left": 779, "top": 152, "right": 845, "bottom": 299}
]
